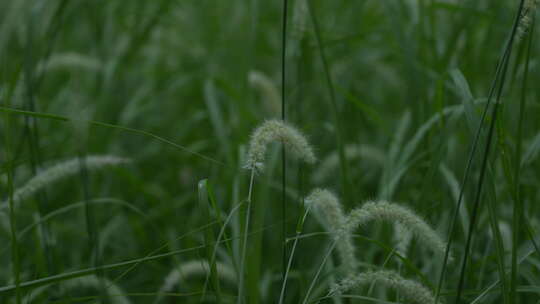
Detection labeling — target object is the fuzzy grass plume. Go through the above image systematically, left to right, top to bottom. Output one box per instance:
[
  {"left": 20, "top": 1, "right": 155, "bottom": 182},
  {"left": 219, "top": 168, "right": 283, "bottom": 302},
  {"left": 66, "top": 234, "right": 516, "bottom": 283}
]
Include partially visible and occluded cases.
[
  {"left": 291, "top": 0, "right": 309, "bottom": 41},
  {"left": 518, "top": 0, "right": 539, "bottom": 38},
  {"left": 248, "top": 70, "right": 281, "bottom": 117},
  {"left": 244, "top": 120, "right": 316, "bottom": 172},
  {"left": 0, "top": 155, "right": 129, "bottom": 211},
  {"left": 306, "top": 189, "right": 357, "bottom": 273},
  {"left": 345, "top": 201, "right": 447, "bottom": 257},
  {"left": 394, "top": 222, "right": 414, "bottom": 257},
  {"left": 156, "top": 260, "right": 236, "bottom": 302},
  {"left": 330, "top": 270, "right": 435, "bottom": 304},
  {"left": 23, "top": 275, "right": 131, "bottom": 304}
]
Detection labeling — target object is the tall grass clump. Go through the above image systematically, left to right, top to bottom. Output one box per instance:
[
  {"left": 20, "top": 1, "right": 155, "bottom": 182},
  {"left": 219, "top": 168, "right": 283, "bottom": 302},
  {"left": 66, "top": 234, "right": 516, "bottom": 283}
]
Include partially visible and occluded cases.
[
  {"left": 1, "top": 1, "right": 538, "bottom": 304},
  {"left": 239, "top": 119, "right": 316, "bottom": 303},
  {"left": 301, "top": 188, "right": 445, "bottom": 303}
]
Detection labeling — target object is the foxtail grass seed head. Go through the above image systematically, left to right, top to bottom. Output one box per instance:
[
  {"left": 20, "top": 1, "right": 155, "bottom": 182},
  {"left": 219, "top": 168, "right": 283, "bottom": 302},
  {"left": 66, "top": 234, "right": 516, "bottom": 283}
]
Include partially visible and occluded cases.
[
  {"left": 291, "top": 0, "right": 309, "bottom": 41},
  {"left": 518, "top": 0, "right": 539, "bottom": 38},
  {"left": 37, "top": 52, "right": 102, "bottom": 74},
  {"left": 248, "top": 70, "right": 281, "bottom": 117},
  {"left": 245, "top": 120, "right": 316, "bottom": 172},
  {"left": 0, "top": 155, "right": 130, "bottom": 211},
  {"left": 306, "top": 189, "right": 358, "bottom": 272},
  {"left": 306, "top": 189, "right": 346, "bottom": 233},
  {"left": 345, "top": 201, "right": 448, "bottom": 258},
  {"left": 394, "top": 222, "right": 413, "bottom": 257},
  {"left": 158, "top": 260, "right": 236, "bottom": 299},
  {"left": 330, "top": 270, "right": 436, "bottom": 304},
  {"left": 23, "top": 275, "right": 131, "bottom": 304}
]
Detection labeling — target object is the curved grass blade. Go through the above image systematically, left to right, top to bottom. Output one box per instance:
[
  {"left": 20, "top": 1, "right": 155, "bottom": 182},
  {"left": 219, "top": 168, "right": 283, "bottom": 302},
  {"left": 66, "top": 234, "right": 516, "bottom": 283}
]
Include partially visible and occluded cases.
[{"left": 0, "top": 106, "right": 225, "bottom": 166}]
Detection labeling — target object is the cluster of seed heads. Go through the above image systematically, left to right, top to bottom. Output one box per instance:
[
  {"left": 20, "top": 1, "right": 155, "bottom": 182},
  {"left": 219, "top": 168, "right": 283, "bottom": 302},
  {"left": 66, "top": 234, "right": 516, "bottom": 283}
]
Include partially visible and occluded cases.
[
  {"left": 243, "top": 121, "right": 443, "bottom": 303},
  {"left": 303, "top": 186, "right": 445, "bottom": 303}
]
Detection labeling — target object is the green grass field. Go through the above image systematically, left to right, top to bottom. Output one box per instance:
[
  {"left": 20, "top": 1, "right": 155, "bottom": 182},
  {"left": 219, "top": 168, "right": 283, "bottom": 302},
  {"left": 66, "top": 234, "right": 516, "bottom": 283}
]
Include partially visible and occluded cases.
[{"left": 1, "top": 0, "right": 540, "bottom": 303}]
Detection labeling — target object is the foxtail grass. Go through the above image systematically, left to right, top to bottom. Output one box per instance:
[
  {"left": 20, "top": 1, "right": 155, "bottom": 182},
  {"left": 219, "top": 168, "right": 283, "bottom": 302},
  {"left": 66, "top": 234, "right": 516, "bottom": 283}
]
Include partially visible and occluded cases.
[
  {"left": 248, "top": 71, "right": 281, "bottom": 117},
  {"left": 239, "top": 119, "right": 316, "bottom": 304},
  {"left": 244, "top": 120, "right": 316, "bottom": 173},
  {"left": 0, "top": 155, "right": 130, "bottom": 212},
  {"left": 306, "top": 189, "right": 357, "bottom": 273},
  {"left": 345, "top": 201, "right": 447, "bottom": 258},
  {"left": 156, "top": 260, "right": 236, "bottom": 303},
  {"left": 330, "top": 270, "right": 435, "bottom": 304},
  {"left": 22, "top": 275, "right": 131, "bottom": 304}
]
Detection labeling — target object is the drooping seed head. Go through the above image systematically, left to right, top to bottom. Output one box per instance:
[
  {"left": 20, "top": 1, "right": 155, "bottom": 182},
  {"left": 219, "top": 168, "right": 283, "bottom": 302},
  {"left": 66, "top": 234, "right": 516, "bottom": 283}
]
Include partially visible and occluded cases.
[
  {"left": 291, "top": 0, "right": 309, "bottom": 41},
  {"left": 517, "top": 0, "right": 539, "bottom": 39},
  {"left": 248, "top": 71, "right": 281, "bottom": 117},
  {"left": 245, "top": 120, "right": 316, "bottom": 172},
  {"left": 1, "top": 155, "right": 130, "bottom": 212},
  {"left": 306, "top": 188, "right": 358, "bottom": 273},
  {"left": 345, "top": 201, "right": 448, "bottom": 259},
  {"left": 394, "top": 222, "right": 413, "bottom": 257},
  {"left": 160, "top": 260, "right": 236, "bottom": 294},
  {"left": 24, "top": 275, "right": 131, "bottom": 304}
]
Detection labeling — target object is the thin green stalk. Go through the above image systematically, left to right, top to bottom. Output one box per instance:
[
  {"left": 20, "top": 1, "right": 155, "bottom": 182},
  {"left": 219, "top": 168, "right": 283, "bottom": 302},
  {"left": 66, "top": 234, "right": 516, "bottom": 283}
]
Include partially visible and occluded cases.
[
  {"left": 33, "top": 0, "right": 69, "bottom": 90},
  {"left": 281, "top": 0, "right": 289, "bottom": 300},
  {"left": 306, "top": 1, "right": 351, "bottom": 201},
  {"left": 435, "top": 2, "right": 524, "bottom": 302},
  {"left": 454, "top": 2, "right": 524, "bottom": 302},
  {"left": 22, "top": 5, "right": 56, "bottom": 280},
  {"left": 510, "top": 19, "right": 534, "bottom": 303},
  {"left": 0, "top": 106, "right": 225, "bottom": 166},
  {"left": 4, "top": 113, "right": 21, "bottom": 304},
  {"left": 78, "top": 152, "right": 106, "bottom": 303},
  {"left": 237, "top": 169, "right": 255, "bottom": 304},
  {"left": 485, "top": 172, "right": 510, "bottom": 304},
  {"left": 198, "top": 179, "right": 222, "bottom": 303},
  {"left": 201, "top": 200, "right": 244, "bottom": 304},
  {"left": 279, "top": 204, "right": 311, "bottom": 304},
  {"left": 524, "top": 219, "right": 540, "bottom": 257},
  {"left": 0, "top": 220, "right": 229, "bottom": 295},
  {"left": 302, "top": 240, "right": 337, "bottom": 304},
  {"left": 0, "top": 244, "right": 210, "bottom": 295},
  {"left": 470, "top": 249, "right": 535, "bottom": 304}
]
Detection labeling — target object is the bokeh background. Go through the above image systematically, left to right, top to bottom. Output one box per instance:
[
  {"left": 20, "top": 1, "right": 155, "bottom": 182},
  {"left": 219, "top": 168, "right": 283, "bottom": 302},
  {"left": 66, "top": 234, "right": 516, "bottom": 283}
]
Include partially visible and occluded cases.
[{"left": 1, "top": 0, "right": 539, "bottom": 303}]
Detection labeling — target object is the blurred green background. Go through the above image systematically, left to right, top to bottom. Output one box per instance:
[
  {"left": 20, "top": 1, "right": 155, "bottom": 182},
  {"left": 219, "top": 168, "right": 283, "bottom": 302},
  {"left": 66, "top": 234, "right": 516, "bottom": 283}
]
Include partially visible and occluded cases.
[{"left": 1, "top": 0, "right": 539, "bottom": 303}]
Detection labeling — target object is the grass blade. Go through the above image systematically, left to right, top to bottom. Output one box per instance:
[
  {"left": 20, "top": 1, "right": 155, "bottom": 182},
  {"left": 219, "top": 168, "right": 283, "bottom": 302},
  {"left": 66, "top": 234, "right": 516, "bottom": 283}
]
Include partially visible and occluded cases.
[
  {"left": 307, "top": 1, "right": 351, "bottom": 201},
  {"left": 453, "top": 2, "right": 525, "bottom": 303},
  {"left": 198, "top": 179, "right": 222, "bottom": 303}
]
